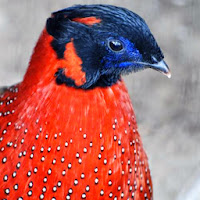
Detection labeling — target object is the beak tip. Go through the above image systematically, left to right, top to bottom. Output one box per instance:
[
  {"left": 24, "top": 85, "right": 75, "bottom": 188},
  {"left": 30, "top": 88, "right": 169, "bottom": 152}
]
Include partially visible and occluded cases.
[
  {"left": 153, "top": 59, "right": 171, "bottom": 79},
  {"left": 166, "top": 72, "right": 171, "bottom": 79}
]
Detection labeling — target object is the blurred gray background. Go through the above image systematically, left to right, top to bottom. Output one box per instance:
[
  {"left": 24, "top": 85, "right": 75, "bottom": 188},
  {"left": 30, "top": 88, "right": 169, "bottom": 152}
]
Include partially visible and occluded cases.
[{"left": 0, "top": 0, "right": 200, "bottom": 199}]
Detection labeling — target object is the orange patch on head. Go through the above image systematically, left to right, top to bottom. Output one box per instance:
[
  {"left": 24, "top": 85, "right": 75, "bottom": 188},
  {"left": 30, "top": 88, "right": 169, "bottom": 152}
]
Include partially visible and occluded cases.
[
  {"left": 72, "top": 17, "right": 101, "bottom": 26},
  {"left": 58, "top": 41, "right": 86, "bottom": 86}
]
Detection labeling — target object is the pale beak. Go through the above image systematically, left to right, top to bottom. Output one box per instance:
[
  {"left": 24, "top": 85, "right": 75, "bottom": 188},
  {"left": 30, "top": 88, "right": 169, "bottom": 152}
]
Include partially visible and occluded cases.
[
  {"left": 136, "top": 59, "right": 171, "bottom": 78},
  {"left": 147, "top": 60, "right": 171, "bottom": 78}
]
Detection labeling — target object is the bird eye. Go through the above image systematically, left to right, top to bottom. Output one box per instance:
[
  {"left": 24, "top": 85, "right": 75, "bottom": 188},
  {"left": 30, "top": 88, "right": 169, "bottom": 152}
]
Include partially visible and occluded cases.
[{"left": 108, "top": 39, "right": 124, "bottom": 52}]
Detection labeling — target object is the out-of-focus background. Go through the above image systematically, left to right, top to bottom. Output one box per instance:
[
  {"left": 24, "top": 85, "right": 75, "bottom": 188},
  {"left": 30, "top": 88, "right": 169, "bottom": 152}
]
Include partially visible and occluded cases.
[{"left": 0, "top": 0, "right": 200, "bottom": 199}]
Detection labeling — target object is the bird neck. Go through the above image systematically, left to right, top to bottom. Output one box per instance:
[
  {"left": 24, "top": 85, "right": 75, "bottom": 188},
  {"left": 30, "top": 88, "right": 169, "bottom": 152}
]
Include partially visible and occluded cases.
[
  {"left": 22, "top": 29, "right": 87, "bottom": 90},
  {"left": 22, "top": 29, "right": 56, "bottom": 89}
]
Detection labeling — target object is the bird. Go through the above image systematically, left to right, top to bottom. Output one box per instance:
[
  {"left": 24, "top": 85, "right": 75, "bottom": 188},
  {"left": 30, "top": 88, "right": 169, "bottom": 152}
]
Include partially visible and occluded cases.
[{"left": 0, "top": 4, "right": 170, "bottom": 200}]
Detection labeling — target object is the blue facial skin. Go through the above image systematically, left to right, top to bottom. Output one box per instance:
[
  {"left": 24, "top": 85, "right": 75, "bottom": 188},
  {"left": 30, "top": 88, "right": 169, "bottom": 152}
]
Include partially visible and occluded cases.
[
  {"left": 49, "top": 5, "right": 165, "bottom": 89},
  {"left": 101, "top": 36, "right": 143, "bottom": 74}
]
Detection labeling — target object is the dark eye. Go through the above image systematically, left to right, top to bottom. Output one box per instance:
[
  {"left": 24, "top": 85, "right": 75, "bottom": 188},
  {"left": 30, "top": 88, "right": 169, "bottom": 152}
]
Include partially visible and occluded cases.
[{"left": 108, "top": 40, "right": 124, "bottom": 52}]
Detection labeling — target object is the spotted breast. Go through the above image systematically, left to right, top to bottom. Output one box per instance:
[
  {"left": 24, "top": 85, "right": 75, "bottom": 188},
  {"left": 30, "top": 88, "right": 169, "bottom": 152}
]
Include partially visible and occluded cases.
[
  {"left": 0, "top": 4, "right": 170, "bottom": 200},
  {"left": 0, "top": 79, "right": 152, "bottom": 199}
]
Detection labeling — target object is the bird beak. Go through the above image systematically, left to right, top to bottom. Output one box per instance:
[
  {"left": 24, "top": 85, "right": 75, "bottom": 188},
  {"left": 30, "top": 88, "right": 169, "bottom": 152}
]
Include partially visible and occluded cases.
[
  {"left": 135, "top": 59, "right": 171, "bottom": 78},
  {"left": 146, "top": 60, "right": 171, "bottom": 78}
]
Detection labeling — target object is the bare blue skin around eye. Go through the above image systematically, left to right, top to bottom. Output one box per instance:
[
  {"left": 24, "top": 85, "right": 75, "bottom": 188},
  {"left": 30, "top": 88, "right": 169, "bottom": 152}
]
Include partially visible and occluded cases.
[{"left": 101, "top": 36, "right": 143, "bottom": 70}]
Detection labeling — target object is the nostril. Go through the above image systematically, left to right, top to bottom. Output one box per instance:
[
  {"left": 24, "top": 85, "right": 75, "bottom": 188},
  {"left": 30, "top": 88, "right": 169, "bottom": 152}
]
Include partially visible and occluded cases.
[{"left": 151, "top": 56, "right": 158, "bottom": 63}]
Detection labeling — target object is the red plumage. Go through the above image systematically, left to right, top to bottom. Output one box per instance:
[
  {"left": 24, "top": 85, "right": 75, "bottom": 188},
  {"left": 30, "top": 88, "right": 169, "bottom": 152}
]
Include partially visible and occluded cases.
[{"left": 0, "top": 6, "right": 169, "bottom": 198}]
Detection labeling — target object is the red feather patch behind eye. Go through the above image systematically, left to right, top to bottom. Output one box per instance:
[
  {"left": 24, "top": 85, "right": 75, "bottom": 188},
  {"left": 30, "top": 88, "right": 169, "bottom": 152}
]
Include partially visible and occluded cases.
[
  {"left": 72, "top": 17, "right": 101, "bottom": 26},
  {"left": 57, "top": 41, "right": 86, "bottom": 86}
]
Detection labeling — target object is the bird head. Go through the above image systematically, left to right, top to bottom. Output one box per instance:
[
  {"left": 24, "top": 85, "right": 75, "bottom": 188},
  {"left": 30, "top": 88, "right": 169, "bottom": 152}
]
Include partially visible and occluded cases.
[{"left": 24, "top": 5, "right": 171, "bottom": 89}]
